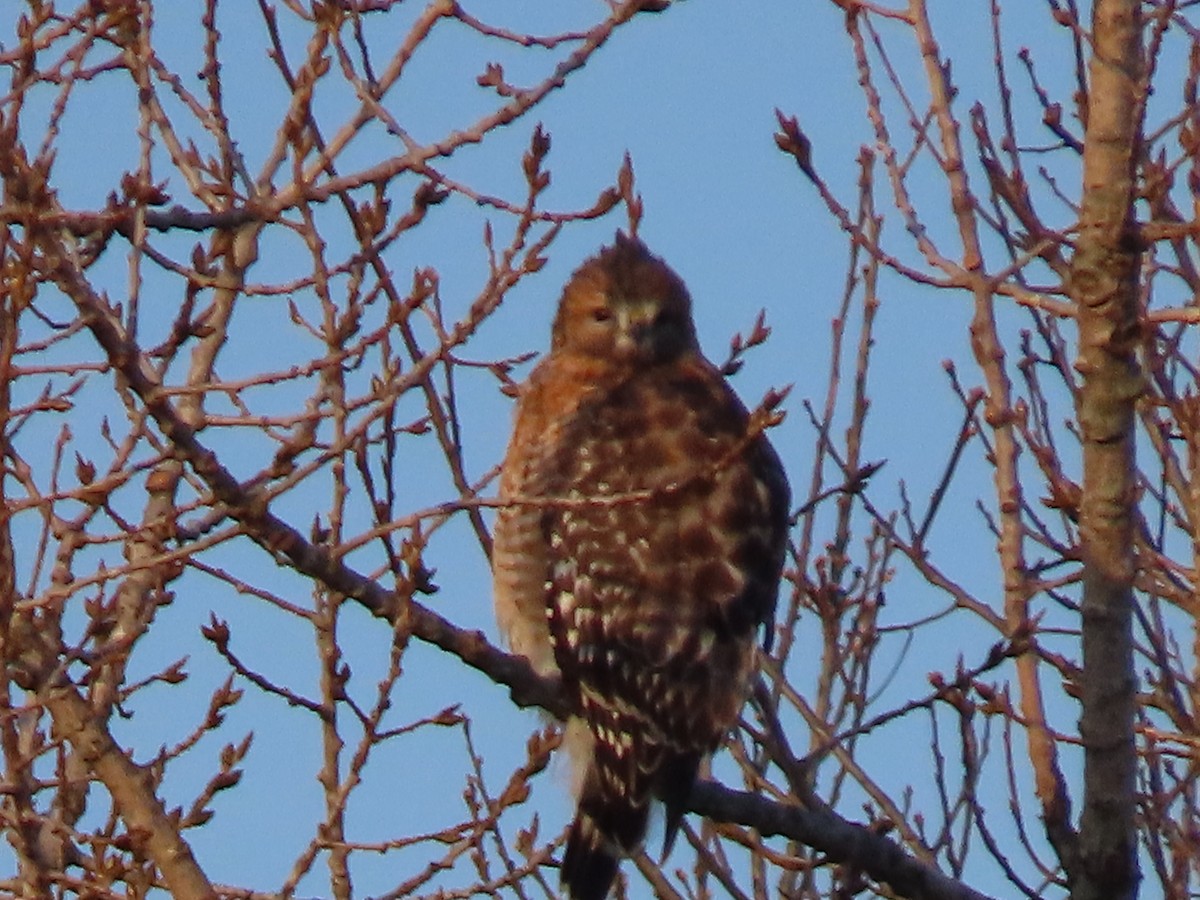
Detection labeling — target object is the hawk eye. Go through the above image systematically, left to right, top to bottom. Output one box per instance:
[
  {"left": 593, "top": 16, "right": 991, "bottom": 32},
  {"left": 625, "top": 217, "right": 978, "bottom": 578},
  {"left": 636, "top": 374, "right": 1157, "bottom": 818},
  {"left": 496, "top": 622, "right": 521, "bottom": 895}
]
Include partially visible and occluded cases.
[{"left": 591, "top": 307, "right": 613, "bottom": 323}]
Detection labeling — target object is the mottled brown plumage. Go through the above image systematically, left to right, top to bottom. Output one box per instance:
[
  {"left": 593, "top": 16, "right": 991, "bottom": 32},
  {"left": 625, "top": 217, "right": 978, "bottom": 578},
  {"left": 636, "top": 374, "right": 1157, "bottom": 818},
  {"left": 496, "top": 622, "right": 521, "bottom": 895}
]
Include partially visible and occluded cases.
[{"left": 492, "top": 233, "right": 789, "bottom": 900}]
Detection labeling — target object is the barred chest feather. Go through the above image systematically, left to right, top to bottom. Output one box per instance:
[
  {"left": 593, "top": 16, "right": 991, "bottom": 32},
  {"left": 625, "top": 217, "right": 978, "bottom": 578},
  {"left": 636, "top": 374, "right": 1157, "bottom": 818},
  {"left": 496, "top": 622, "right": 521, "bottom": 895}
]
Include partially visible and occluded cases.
[{"left": 542, "top": 358, "right": 789, "bottom": 751}]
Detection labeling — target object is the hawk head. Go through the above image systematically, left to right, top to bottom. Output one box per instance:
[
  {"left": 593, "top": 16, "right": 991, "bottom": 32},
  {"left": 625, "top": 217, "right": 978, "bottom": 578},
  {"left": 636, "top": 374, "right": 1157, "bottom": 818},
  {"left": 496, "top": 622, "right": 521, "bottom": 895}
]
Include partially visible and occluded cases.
[{"left": 551, "top": 232, "right": 699, "bottom": 365}]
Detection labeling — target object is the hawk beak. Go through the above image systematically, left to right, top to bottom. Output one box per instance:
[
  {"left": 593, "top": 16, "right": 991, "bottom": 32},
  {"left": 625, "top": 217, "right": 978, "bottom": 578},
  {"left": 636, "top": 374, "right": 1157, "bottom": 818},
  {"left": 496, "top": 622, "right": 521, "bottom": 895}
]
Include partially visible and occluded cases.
[{"left": 616, "top": 301, "right": 658, "bottom": 357}]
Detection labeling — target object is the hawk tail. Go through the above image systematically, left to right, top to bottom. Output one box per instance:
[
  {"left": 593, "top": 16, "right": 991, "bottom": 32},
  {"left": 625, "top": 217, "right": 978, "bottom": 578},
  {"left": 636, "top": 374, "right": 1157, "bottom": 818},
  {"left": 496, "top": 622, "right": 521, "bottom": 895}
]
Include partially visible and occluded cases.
[{"left": 561, "top": 768, "right": 648, "bottom": 900}]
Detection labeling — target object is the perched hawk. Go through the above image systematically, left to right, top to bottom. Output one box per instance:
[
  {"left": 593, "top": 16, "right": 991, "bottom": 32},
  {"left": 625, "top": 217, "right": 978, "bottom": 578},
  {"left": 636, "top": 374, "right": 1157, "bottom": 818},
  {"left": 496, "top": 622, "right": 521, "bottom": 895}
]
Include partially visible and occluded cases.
[{"left": 492, "top": 233, "right": 790, "bottom": 899}]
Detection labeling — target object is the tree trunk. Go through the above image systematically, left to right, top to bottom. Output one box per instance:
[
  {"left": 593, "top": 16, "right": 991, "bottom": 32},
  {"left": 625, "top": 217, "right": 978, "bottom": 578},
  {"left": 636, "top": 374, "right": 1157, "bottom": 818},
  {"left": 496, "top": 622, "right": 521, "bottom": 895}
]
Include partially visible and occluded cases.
[{"left": 1071, "top": 1, "right": 1143, "bottom": 898}]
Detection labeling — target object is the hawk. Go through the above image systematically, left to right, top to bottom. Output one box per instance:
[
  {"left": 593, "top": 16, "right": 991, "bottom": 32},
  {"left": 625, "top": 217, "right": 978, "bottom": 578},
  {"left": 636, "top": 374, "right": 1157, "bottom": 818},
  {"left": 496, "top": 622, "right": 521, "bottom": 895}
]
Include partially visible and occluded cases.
[{"left": 492, "top": 233, "right": 790, "bottom": 899}]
